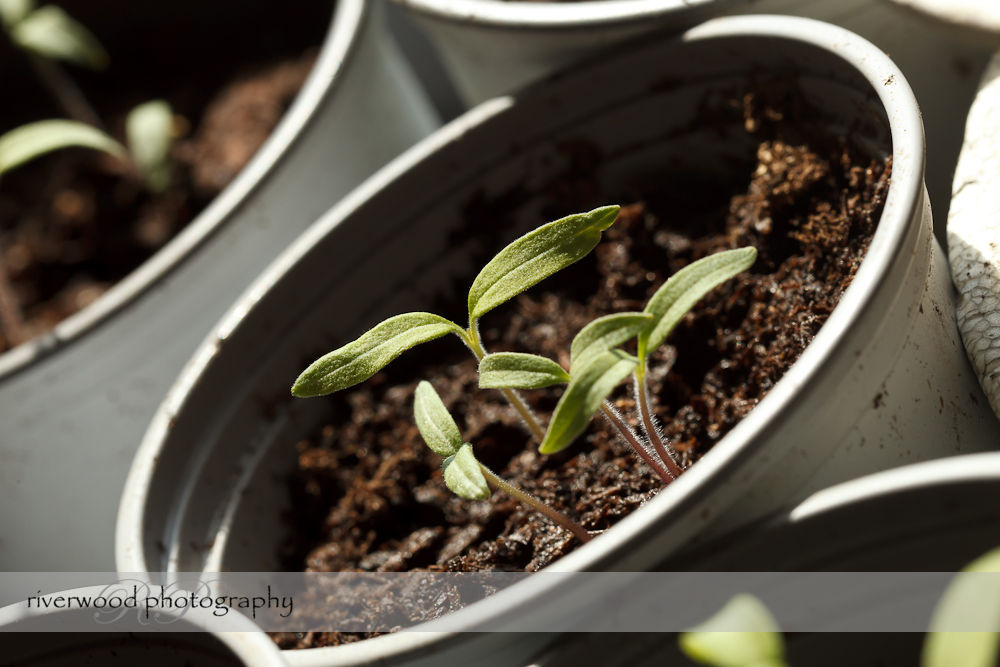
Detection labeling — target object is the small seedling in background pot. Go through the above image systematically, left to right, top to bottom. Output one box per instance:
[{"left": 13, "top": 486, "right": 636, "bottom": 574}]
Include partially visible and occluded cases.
[
  {"left": 0, "top": 0, "right": 177, "bottom": 193},
  {"left": 0, "top": 101, "right": 176, "bottom": 193},
  {"left": 293, "top": 205, "right": 755, "bottom": 541}
]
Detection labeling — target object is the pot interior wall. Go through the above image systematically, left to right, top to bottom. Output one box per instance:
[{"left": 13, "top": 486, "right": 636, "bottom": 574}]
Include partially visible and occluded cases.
[
  {"left": 139, "top": 30, "right": 892, "bottom": 574},
  {"left": 1, "top": 631, "right": 244, "bottom": 666}
]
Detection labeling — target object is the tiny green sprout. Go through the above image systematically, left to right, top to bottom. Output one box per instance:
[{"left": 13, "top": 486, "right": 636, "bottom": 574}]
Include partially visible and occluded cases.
[
  {"left": 2, "top": 1, "right": 108, "bottom": 69},
  {"left": 0, "top": 101, "right": 176, "bottom": 193},
  {"left": 414, "top": 381, "right": 591, "bottom": 542},
  {"left": 923, "top": 545, "right": 1000, "bottom": 667},
  {"left": 679, "top": 594, "right": 788, "bottom": 667}
]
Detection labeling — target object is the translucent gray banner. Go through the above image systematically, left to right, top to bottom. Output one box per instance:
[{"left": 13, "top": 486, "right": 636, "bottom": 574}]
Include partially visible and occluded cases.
[{"left": 0, "top": 571, "right": 997, "bottom": 633}]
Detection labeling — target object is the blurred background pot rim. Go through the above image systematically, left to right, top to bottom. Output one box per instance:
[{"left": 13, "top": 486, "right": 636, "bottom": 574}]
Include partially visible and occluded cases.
[
  {"left": 0, "top": 0, "right": 367, "bottom": 380},
  {"left": 395, "top": 0, "right": 719, "bottom": 29}
]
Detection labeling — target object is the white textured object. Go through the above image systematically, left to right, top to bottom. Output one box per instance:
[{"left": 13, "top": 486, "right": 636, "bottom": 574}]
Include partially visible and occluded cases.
[
  {"left": 888, "top": 0, "right": 1000, "bottom": 43},
  {"left": 949, "top": 51, "right": 1000, "bottom": 420}
]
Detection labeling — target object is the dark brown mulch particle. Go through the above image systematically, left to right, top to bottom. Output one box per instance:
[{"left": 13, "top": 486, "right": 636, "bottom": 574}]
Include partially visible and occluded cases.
[{"left": 276, "top": 93, "right": 891, "bottom": 647}]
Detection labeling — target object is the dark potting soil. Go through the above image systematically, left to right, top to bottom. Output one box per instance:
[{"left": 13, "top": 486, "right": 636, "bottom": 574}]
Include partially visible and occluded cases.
[
  {"left": 0, "top": 1, "right": 333, "bottom": 353},
  {"left": 272, "top": 92, "right": 891, "bottom": 649}
]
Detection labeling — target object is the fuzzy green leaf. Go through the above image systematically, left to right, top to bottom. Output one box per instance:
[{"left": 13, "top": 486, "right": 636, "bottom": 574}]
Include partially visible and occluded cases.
[
  {"left": 0, "top": 0, "right": 33, "bottom": 27},
  {"left": 11, "top": 6, "right": 108, "bottom": 69},
  {"left": 127, "top": 100, "right": 173, "bottom": 193},
  {"left": 0, "top": 120, "right": 124, "bottom": 176},
  {"left": 467, "top": 205, "right": 619, "bottom": 321},
  {"left": 639, "top": 247, "right": 757, "bottom": 359},
  {"left": 570, "top": 312, "right": 653, "bottom": 374},
  {"left": 292, "top": 313, "right": 464, "bottom": 397},
  {"left": 539, "top": 350, "right": 637, "bottom": 454},
  {"left": 479, "top": 352, "right": 569, "bottom": 390},
  {"left": 414, "top": 381, "right": 462, "bottom": 457},
  {"left": 442, "top": 444, "right": 491, "bottom": 500},
  {"left": 923, "top": 547, "right": 1000, "bottom": 667},
  {"left": 679, "top": 595, "right": 787, "bottom": 667}
]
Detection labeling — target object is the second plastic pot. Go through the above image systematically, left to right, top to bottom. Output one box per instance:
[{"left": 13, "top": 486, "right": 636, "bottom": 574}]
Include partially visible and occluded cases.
[{"left": 119, "top": 14, "right": 998, "bottom": 667}]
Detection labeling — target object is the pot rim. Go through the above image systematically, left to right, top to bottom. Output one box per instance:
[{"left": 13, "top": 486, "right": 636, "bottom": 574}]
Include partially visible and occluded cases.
[
  {"left": 0, "top": 0, "right": 367, "bottom": 381},
  {"left": 395, "top": 0, "right": 718, "bottom": 30},
  {"left": 118, "top": 13, "right": 924, "bottom": 664},
  {"left": 0, "top": 585, "right": 287, "bottom": 667}
]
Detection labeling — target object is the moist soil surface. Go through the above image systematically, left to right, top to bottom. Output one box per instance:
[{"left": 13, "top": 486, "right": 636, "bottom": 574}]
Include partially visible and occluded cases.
[
  {"left": 0, "top": 1, "right": 333, "bottom": 353},
  {"left": 272, "top": 92, "right": 891, "bottom": 649}
]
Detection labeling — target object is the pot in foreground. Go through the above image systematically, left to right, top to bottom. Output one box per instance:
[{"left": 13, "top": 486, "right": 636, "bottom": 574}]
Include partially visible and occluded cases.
[{"left": 119, "top": 14, "right": 998, "bottom": 666}]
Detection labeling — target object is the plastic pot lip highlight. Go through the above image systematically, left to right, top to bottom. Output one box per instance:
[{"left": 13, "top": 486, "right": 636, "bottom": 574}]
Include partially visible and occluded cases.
[
  {"left": 0, "top": 0, "right": 367, "bottom": 381},
  {"left": 395, "top": 0, "right": 718, "bottom": 30},
  {"left": 118, "top": 13, "right": 923, "bottom": 660},
  {"left": 0, "top": 585, "right": 287, "bottom": 667}
]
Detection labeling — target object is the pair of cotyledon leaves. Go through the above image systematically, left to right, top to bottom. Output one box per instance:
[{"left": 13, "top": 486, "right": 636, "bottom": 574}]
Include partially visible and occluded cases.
[
  {"left": 0, "top": 1, "right": 173, "bottom": 192},
  {"left": 292, "top": 204, "right": 756, "bottom": 456},
  {"left": 413, "top": 380, "right": 491, "bottom": 501}
]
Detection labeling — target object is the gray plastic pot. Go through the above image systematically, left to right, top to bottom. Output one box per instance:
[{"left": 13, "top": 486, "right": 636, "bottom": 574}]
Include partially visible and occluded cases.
[
  {"left": 0, "top": 0, "right": 438, "bottom": 571},
  {"left": 397, "top": 0, "right": 995, "bottom": 240},
  {"left": 118, "top": 14, "right": 998, "bottom": 667},
  {"left": 532, "top": 452, "right": 1000, "bottom": 666},
  {"left": 0, "top": 585, "right": 287, "bottom": 666}
]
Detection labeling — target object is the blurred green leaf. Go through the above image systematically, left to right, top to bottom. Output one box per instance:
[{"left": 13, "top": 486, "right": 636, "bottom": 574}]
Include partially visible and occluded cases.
[
  {"left": 0, "top": 0, "right": 34, "bottom": 27},
  {"left": 11, "top": 6, "right": 109, "bottom": 69},
  {"left": 126, "top": 99, "right": 173, "bottom": 193},
  {"left": 0, "top": 119, "right": 124, "bottom": 176},
  {"left": 467, "top": 205, "right": 619, "bottom": 321},
  {"left": 639, "top": 247, "right": 757, "bottom": 360},
  {"left": 570, "top": 312, "right": 652, "bottom": 374},
  {"left": 292, "top": 313, "right": 464, "bottom": 397},
  {"left": 539, "top": 349, "right": 637, "bottom": 454},
  {"left": 479, "top": 352, "right": 569, "bottom": 390},
  {"left": 414, "top": 381, "right": 463, "bottom": 457},
  {"left": 442, "top": 444, "right": 490, "bottom": 500},
  {"left": 923, "top": 546, "right": 1000, "bottom": 667},
  {"left": 679, "top": 594, "right": 787, "bottom": 667}
]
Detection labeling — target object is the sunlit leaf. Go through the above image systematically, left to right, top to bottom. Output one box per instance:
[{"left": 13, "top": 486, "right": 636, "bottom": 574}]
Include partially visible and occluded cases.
[
  {"left": 0, "top": 0, "right": 34, "bottom": 27},
  {"left": 11, "top": 6, "right": 109, "bottom": 69},
  {"left": 126, "top": 100, "right": 173, "bottom": 193},
  {"left": 0, "top": 119, "right": 124, "bottom": 176},
  {"left": 467, "top": 205, "right": 619, "bottom": 321},
  {"left": 639, "top": 247, "right": 757, "bottom": 360},
  {"left": 570, "top": 312, "right": 652, "bottom": 374},
  {"left": 292, "top": 313, "right": 464, "bottom": 397},
  {"left": 539, "top": 350, "right": 637, "bottom": 454},
  {"left": 479, "top": 352, "right": 569, "bottom": 390},
  {"left": 414, "top": 381, "right": 463, "bottom": 457},
  {"left": 442, "top": 444, "right": 491, "bottom": 501},
  {"left": 923, "top": 546, "right": 1000, "bottom": 667},
  {"left": 679, "top": 594, "right": 787, "bottom": 667}
]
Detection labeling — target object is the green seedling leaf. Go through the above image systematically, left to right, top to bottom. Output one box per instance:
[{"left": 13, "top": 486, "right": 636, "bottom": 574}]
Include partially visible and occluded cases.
[
  {"left": 0, "top": 0, "right": 34, "bottom": 27},
  {"left": 11, "top": 5, "right": 109, "bottom": 69},
  {"left": 127, "top": 100, "right": 173, "bottom": 193},
  {"left": 0, "top": 120, "right": 124, "bottom": 176},
  {"left": 467, "top": 205, "right": 620, "bottom": 321},
  {"left": 639, "top": 247, "right": 757, "bottom": 360},
  {"left": 570, "top": 312, "right": 653, "bottom": 374},
  {"left": 292, "top": 313, "right": 464, "bottom": 397},
  {"left": 539, "top": 349, "right": 637, "bottom": 454},
  {"left": 479, "top": 352, "right": 569, "bottom": 390},
  {"left": 414, "top": 381, "right": 462, "bottom": 457},
  {"left": 442, "top": 444, "right": 491, "bottom": 500},
  {"left": 923, "top": 546, "right": 1000, "bottom": 667},
  {"left": 679, "top": 594, "right": 787, "bottom": 667}
]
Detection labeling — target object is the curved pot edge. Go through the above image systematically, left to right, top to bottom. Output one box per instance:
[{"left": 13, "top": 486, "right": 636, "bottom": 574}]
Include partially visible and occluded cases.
[{"left": 0, "top": 0, "right": 368, "bottom": 381}]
